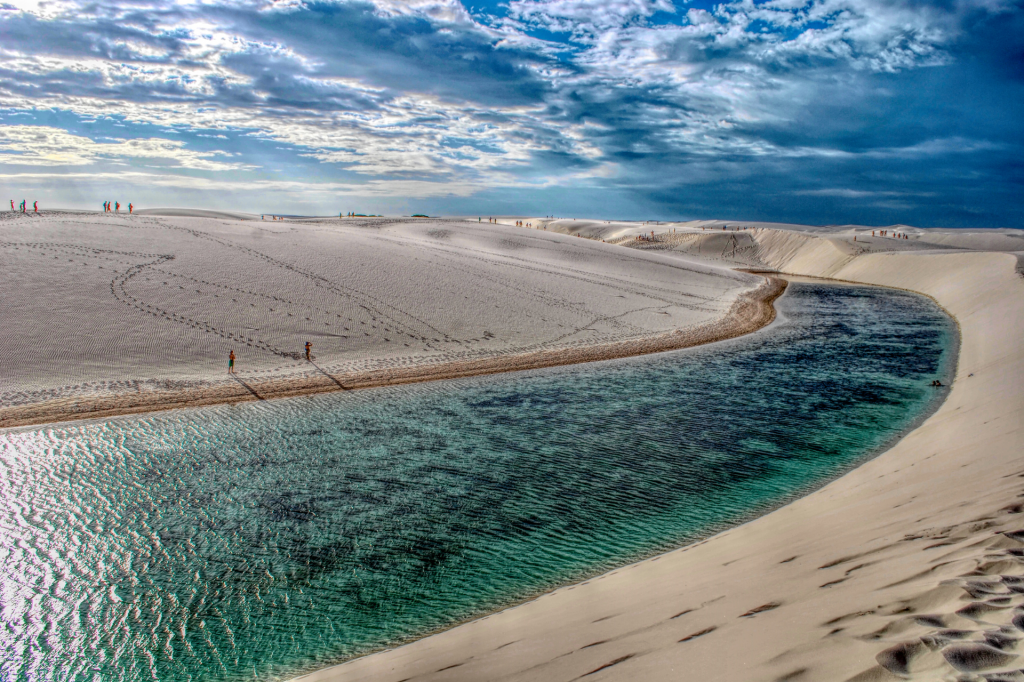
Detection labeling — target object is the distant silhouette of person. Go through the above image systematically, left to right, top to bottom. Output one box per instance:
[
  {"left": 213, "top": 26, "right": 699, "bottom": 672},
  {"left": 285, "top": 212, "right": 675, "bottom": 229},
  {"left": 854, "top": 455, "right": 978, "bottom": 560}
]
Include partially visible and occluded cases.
[
  {"left": 10, "top": 200, "right": 13, "bottom": 210},
  {"left": 33, "top": 201, "right": 38, "bottom": 212},
  {"left": 115, "top": 202, "right": 120, "bottom": 213},
  {"left": 129, "top": 203, "right": 133, "bottom": 214},
  {"left": 305, "top": 341, "right": 312, "bottom": 361},
  {"left": 229, "top": 350, "right": 236, "bottom": 374}
]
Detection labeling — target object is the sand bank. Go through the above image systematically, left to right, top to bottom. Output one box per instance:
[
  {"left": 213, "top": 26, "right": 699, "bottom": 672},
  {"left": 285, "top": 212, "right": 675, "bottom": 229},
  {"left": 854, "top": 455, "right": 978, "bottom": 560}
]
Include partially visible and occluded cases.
[
  {"left": 0, "top": 211, "right": 772, "bottom": 427},
  {"left": 294, "top": 233, "right": 1024, "bottom": 682},
  {"left": 0, "top": 275, "right": 783, "bottom": 428}
]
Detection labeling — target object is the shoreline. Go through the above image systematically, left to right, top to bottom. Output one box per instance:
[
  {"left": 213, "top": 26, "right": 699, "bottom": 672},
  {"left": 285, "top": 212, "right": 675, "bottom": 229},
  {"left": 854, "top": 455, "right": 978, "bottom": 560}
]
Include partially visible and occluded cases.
[
  {"left": 291, "top": 249, "right": 1024, "bottom": 682},
  {"left": 0, "top": 276, "right": 785, "bottom": 430}
]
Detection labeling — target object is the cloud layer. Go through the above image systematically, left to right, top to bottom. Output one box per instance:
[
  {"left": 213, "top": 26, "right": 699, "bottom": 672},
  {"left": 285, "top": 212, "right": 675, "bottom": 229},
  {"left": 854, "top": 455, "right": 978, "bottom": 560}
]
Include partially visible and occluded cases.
[{"left": 0, "top": 0, "right": 1021, "bottom": 225}]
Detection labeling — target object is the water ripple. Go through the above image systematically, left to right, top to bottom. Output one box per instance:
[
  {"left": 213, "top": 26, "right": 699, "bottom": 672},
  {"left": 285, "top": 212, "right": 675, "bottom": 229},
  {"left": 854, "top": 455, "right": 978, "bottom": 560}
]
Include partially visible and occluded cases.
[{"left": 0, "top": 282, "right": 954, "bottom": 682}]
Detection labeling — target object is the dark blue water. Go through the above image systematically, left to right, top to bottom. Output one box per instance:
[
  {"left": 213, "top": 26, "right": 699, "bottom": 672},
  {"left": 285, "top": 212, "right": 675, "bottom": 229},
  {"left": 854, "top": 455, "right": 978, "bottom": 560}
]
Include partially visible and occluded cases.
[{"left": 0, "top": 282, "right": 955, "bottom": 681}]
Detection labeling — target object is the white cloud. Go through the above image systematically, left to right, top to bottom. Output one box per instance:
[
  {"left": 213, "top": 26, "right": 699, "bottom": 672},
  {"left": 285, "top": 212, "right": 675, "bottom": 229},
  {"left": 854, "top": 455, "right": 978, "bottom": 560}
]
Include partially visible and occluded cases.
[
  {"left": 368, "top": 0, "right": 474, "bottom": 24},
  {"left": 508, "top": 0, "right": 675, "bottom": 39},
  {"left": 0, "top": 125, "right": 252, "bottom": 170},
  {"left": 0, "top": 169, "right": 481, "bottom": 197},
  {"left": 794, "top": 188, "right": 936, "bottom": 198}
]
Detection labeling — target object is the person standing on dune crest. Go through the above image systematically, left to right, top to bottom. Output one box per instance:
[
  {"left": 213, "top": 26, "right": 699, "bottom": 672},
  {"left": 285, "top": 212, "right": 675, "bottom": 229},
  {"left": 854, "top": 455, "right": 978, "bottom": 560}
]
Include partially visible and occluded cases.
[{"left": 229, "top": 350, "right": 236, "bottom": 374}]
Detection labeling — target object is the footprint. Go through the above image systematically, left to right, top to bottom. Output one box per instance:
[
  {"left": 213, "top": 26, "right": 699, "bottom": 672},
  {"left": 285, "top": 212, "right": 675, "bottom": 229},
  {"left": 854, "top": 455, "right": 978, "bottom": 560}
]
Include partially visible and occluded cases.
[
  {"left": 740, "top": 602, "right": 781, "bottom": 618},
  {"left": 678, "top": 626, "right": 717, "bottom": 643},
  {"left": 942, "top": 643, "right": 1018, "bottom": 672}
]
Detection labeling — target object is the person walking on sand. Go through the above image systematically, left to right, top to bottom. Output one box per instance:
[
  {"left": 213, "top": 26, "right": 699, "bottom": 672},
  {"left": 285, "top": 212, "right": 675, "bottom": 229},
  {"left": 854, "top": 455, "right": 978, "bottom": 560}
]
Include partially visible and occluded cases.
[
  {"left": 33, "top": 201, "right": 37, "bottom": 213},
  {"left": 115, "top": 202, "right": 120, "bottom": 213},
  {"left": 129, "top": 203, "right": 133, "bottom": 214},
  {"left": 305, "top": 341, "right": 312, "bottom": 361},
  {"left": 228, "top": 350, "right": 236, "bottom": 374}
]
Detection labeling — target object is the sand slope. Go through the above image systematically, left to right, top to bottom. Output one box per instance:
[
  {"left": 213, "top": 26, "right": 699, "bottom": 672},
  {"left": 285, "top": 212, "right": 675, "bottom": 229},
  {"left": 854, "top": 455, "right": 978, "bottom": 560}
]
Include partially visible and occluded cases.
[
  {"left": 0, "top": 212, "right": 761, "bottom": 426},
  {"left": 295, "top": 231, "right": 1024, "bottom": 682}
]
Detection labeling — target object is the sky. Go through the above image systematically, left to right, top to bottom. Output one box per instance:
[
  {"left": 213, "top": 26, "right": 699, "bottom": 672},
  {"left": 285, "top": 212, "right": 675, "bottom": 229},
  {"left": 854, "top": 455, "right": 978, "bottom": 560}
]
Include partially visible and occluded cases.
[{"left": 0, "top": 0, "right": 1021, "bottom": 226}]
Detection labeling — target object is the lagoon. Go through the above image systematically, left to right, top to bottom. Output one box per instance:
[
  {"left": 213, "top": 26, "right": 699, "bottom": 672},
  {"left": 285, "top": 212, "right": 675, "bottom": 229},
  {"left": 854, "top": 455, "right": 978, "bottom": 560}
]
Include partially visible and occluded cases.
[{"left": 0, "top": 281, "right": 955, "bottom": 681}]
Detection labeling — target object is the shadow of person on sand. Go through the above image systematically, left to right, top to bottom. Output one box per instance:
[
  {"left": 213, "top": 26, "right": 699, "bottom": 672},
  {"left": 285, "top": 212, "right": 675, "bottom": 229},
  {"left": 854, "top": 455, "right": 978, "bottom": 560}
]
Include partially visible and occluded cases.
[
  {"left": 308, "top": 360, "right": 348, "bottom": 390},
  {"left": 231, "top": 374, "right": 265, "bottom": 400}
]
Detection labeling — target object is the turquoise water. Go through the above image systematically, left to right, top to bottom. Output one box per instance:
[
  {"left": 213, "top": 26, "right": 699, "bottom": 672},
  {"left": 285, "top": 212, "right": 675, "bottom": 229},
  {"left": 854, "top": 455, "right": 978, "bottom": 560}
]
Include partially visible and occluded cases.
[{"left": 0, "top": 282, "right": 955, "bottom": 682}]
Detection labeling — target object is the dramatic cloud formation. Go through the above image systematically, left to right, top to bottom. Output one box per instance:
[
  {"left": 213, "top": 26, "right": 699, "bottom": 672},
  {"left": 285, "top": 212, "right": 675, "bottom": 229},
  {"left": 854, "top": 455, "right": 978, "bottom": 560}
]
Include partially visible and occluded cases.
[{"left": 0, "top": 0, "right": 1020, "bottom": 225}]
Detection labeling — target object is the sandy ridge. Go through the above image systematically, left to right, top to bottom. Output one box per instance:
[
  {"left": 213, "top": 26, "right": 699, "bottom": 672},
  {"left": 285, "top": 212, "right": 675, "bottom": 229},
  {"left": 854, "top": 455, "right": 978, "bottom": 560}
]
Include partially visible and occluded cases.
[{"left": 0, "top": 276, "right": 785, "bottom": 429}]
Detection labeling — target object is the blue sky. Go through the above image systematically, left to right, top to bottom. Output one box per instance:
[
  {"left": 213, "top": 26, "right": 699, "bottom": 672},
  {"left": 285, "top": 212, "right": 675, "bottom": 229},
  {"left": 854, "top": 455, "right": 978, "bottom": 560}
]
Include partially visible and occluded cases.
[{"left": 0, "top": 0, "right": 1021, "bottom": 226}]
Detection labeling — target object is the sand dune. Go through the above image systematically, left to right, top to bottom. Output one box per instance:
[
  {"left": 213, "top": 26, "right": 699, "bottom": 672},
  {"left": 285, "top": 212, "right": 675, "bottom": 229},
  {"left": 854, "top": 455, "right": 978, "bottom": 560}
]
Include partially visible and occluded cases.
[
  {"left": 135, "top": 207, "right": 261, "bottom": 221},
  {"left": 5, "top": 209, "right": 1023, "bottom": 681},
  {"left": 0, "top": 211, "right": 764, "bottom": 427},
  {"left": 295, "top": 226, "right": 1024, "bottom": 682}
]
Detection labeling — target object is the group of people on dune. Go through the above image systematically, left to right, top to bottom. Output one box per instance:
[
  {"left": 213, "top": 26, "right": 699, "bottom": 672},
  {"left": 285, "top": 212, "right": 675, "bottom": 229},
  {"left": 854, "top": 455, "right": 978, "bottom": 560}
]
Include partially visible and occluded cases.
[
  {"left": 8, "top": 199, "right": 137, "bottom": 214},
  {"left": 10, "top": 199, "right": 37, "bottom": 213},
  {"left": 103, "top": 201, "right": 132, "bottom": 214},
  {"left": 479, "top": 217, "right": 537, "bottom": 227},
  {"left": 228, "top": 341, "right": 313, "bottom": 374}
]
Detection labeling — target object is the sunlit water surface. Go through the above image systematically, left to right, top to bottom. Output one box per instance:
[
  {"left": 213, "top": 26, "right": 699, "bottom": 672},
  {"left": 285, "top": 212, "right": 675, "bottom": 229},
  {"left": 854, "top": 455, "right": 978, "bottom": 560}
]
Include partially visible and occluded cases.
[{"left": 0, "top": 283, "right": 955, "bottom": 681}]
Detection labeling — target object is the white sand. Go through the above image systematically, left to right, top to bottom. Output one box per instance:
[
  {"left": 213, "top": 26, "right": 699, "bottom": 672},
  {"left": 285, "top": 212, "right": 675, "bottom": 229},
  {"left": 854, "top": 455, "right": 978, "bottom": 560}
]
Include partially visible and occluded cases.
[
  {"left": 0, "top": 210, "right": 762, "bottom": 425},
  {"left": 295, "top": 225, "right": 1024, "bottom": 682}
]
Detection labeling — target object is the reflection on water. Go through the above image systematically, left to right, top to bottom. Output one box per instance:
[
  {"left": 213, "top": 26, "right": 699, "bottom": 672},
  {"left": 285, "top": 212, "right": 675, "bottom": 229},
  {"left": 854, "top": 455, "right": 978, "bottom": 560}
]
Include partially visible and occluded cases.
[{"left": 0, "top": 283, "right": 954, "bottom": 681}]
